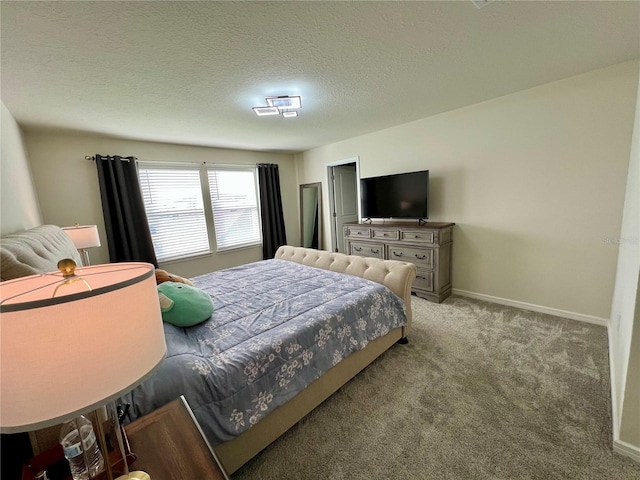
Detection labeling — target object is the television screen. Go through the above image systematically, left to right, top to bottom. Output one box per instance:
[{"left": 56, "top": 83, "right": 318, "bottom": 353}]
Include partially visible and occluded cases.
[{"left": 360, "top": 170, "right": 429, "bottom": 219}]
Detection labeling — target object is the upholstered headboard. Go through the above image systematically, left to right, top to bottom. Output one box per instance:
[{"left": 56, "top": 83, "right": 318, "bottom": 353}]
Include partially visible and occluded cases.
[{"left": 0, "top": 225, "right": 83, "bottom": 281}]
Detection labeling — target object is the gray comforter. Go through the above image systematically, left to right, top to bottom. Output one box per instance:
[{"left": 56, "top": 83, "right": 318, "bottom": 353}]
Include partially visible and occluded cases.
[{"left": 123, "top": 259, "right": 407, "bottom": 445}]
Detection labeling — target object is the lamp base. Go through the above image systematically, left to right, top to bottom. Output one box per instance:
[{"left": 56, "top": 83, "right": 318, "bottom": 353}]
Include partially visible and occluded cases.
[{"left": 115, "top": 471, "right": 151, "bottom": 480}]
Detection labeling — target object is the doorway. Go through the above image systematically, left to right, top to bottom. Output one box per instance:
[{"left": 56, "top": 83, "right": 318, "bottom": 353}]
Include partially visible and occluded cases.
[{"left": 327, "top": 159, "right": 359, "bottom": 253}]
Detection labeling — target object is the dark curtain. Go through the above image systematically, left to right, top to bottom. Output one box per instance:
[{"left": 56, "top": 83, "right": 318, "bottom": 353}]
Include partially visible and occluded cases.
[
  {"left": 96, "top": 154, "right": 158, "bottom": 267},
  {"left": 257, "top": 163, "right": 287, "bottom": 259}
]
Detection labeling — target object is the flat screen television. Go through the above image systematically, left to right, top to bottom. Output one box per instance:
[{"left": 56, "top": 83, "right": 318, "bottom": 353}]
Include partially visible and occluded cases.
[{"left": 360, "top": 170, "right": 429, "bottom": 219}]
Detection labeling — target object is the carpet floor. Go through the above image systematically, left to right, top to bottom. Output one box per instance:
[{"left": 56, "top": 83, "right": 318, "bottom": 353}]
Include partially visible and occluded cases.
[{"left": 233, "top": 295, "right": 640, "bottom": 479}]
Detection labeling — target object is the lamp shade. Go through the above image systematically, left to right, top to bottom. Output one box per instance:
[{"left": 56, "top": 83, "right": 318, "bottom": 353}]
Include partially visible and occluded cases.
[
  {"left": 63, "top": 225, "right": 101, "bottom": 249},
  {"left": 0, "top": 262, "right": 166, "bottom": 433}
]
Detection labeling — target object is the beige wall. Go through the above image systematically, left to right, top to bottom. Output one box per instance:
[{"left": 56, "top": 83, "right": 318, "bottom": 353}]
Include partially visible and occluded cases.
[
  {"left": 298, "top": 60, "right": 639, "bottom": 320},
  {"left": 610, "top": 63, "right": 640, "bottom": 452},
  {"left": 0, "top": 102, "right": 42, "bottom": 234},
  {"left": 24, "top": 131, "right": 298, "bottom": 278}
]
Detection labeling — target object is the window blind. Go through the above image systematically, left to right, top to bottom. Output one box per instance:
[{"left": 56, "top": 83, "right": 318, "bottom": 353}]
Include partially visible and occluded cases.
[
  {"left": 138, "top": 165, "right": 210, "bottom": 262},
  {"left": 207, "top": 167, "right": 262, "bottom": 251}
]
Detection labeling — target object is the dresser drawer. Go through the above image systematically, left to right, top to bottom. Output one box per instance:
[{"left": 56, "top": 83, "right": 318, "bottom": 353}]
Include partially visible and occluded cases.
[
  {"left": 347, "top": 226, "right": 371, "bottom": 238},
  {"left": 372, "top": 229, "right": 399, "bottom": 241},
  {"left": 400, "top": 229, "right": 435, "bottom": 244},
  {"left": 350, "top": 242, "right": 384, "bottom": 259},
  {"left": 388, "top": 246, "right": 433, "bottom": 268},
  {"left": 414, "top": 270, "right": 434, "bottom": 292}
]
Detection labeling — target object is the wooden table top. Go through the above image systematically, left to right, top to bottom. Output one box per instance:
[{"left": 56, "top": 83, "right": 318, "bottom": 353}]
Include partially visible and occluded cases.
[{"left": 125, "top": 397, "right": 229, "bottom": 480}]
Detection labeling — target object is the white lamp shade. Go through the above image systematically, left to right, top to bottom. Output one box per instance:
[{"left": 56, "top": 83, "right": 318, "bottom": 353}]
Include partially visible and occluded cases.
[
  {"left": 63, "top": 225, "right": 101, "bottom": 249},
  {"left": 0, "top": 262, "right": 166, "bottom": 433}
]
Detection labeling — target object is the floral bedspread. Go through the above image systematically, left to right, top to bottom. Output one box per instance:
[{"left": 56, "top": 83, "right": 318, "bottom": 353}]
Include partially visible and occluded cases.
[{"left": 122, "top": 259, "right": 407, "bottom": 445}]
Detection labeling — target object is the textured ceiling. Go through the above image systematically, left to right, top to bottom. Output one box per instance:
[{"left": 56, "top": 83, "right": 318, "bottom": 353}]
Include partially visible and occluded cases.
[{"left": 1, "top": 1, "right": 639, "bottom": 153}]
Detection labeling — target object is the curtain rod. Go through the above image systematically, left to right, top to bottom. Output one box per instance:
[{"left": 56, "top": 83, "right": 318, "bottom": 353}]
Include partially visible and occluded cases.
[
  {"left": 85, "top": 155, "right": 136, "bottom": 162},
  {"left": 85, "top": 156, "right": 271, "bottom": 168},
  {"left": 139, "top": 161, "right": 256, "bottom": 168}
]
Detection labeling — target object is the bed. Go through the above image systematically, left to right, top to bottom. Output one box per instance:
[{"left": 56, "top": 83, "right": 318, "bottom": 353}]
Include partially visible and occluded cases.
[{"left": 1, "top": 225, "right": 417, "bottom": 474}]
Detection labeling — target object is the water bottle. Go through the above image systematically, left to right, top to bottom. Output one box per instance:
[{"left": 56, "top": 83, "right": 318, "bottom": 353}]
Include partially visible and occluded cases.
[{"left": 59, "top": 415, "right": 105, "bottom": 480}]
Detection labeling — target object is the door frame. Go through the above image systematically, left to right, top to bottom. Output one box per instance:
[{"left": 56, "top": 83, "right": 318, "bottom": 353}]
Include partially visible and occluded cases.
[{"left": 326, "top": 156, "right": 361, "bottom": 252}]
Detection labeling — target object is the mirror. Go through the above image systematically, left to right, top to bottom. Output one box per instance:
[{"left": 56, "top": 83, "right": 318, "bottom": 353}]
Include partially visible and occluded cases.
[{"left": 300, "top": 182, "right": 322, "bottom": 249}]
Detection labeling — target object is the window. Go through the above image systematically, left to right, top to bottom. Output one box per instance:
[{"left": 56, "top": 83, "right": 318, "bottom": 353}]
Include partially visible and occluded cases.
[
  {"left": 138, "top": 162, "right": 262, "bottom": 262},
  {"left": 138, "top": 164, "right": 210, "bottom": 262},
  {"left": 208, "top": 167, "right": 262, "bottom": 251}
]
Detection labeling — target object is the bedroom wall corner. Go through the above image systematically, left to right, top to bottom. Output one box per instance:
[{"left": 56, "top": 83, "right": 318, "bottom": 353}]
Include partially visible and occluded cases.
[
  {"left": 0, "top": 102, "right": 43, "bottom": 235},
  {"left": 293, "top": 152, "right": 305, "bottom": 247}
]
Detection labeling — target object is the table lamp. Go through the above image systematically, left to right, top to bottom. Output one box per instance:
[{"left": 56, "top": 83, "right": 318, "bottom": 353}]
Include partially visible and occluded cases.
[
  {"left": 62, "top": 225, "right": 102, "bottom": 266},
  {"left": 0, "top": 260, "right": 167, "bottom": 480}
]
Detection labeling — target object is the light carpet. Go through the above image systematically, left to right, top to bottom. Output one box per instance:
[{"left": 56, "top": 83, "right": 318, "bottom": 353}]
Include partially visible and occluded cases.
[{"left": 233, "top": 295, "right": 640, "bottom": 479}]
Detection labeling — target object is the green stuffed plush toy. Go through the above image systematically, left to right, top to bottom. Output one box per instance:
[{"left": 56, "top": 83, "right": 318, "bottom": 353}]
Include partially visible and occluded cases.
[{"left": 157, "top": 281, "right": 214, "bottom": 327}]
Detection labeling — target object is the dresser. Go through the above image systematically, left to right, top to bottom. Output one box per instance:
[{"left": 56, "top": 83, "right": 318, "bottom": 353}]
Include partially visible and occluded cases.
[{"left": 344, "top": 221, "right": 454, "bottom": 303}]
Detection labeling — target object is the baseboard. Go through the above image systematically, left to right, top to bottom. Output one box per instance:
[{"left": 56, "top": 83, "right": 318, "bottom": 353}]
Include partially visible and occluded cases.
[
  {"left": 451, "top": 289, "right": 609, "bottom": 327},
  {"left": 613, "top": 439, "right": 640, "bottom": 463}
]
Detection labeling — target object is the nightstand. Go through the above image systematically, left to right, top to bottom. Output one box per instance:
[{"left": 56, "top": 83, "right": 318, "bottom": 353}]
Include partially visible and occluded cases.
[{"left": 125, "top": 396, "right": 229, "bottom": 480}]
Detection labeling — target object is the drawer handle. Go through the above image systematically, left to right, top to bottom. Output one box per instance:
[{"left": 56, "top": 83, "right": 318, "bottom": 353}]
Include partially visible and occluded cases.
[
  {"left": 356, "top": 231, "right": 362, "bottom": 235},
  {"left": 382, "top": 233, "right": 388, "bottom": 236},
  {"left": 414, "top": 235, "right": 420, "bottom": 239},
  {"left": 354, "top": 246, "right": 362, "bottom": 252},
  {"left": 371, "top": 249, "right": 379, "bottom": 254},
  {"left": 392, "top": 251, "right": 403, "bottom": 257},
  {"left": 415, "top": 254, "right": 427, "bottom": 260},
  {"left": 417, "top": 276, "right": 426, "bottom": 280}
]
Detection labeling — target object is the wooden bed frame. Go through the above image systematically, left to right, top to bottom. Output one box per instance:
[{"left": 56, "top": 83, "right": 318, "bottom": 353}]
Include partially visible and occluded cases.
[
  {"left": 0, "top": 228, "right": 416, "bottom": 473},
  {"left": 214, "top": 245, "right": 417, "bottom": 474}
]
